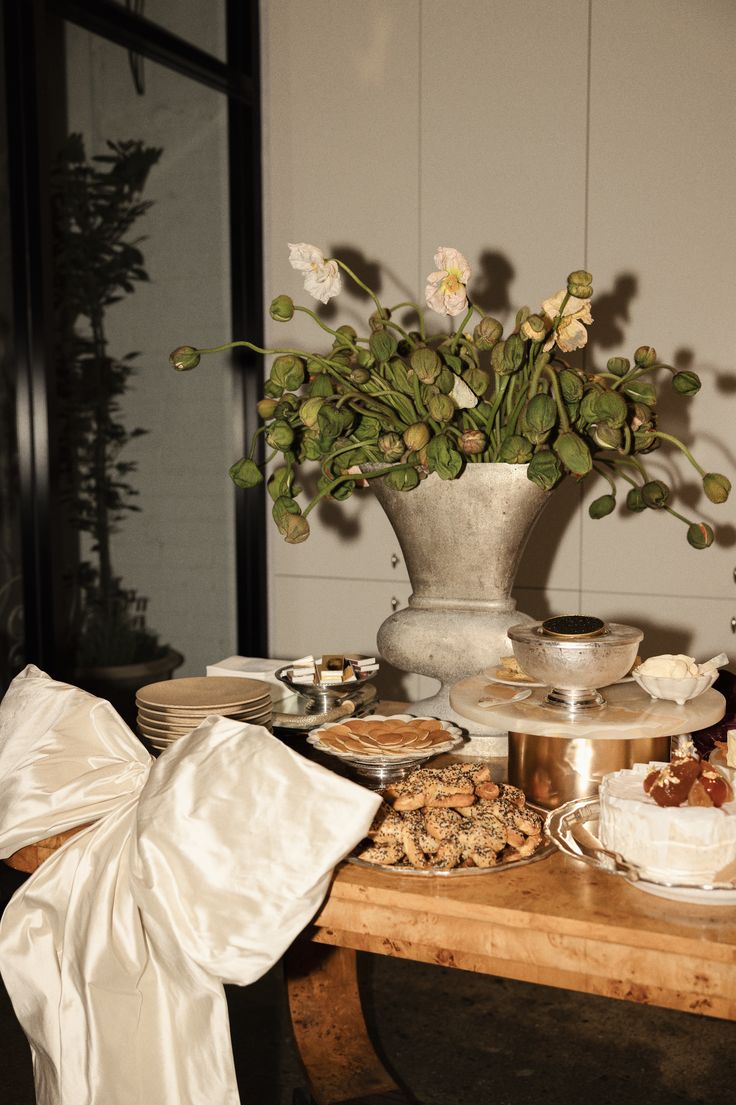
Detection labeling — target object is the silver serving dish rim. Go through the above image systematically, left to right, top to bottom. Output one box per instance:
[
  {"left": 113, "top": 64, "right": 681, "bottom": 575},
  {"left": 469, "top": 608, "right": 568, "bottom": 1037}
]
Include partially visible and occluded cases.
[
  {"left": 275, "top": 657, "right": 378, "bottom": 702},
  {"left": 308, "top": 714, "right": 464, "bottom": 765},
  {"left": 546, "top": 796, "right": 736, "bottom": 894}
]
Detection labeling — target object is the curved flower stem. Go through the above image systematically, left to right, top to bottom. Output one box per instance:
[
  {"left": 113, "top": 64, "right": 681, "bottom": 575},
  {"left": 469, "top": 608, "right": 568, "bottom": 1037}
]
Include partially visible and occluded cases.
[
  {"left": 333, "top": 259, "right": 385, "bottom": 315},
  {"left": 388, "top": 301, "right": 427, "bottom": 341},
  {"left": 294, "top": 305, "right": 359, "bottom": 350},
  {"left": 449, "top": 305, "right": 474, "bottom": 352},
  {"left": 197, "top": 339, "right": 308, "bottom": 359},
  {"left": 526, "top": 344, "right": 550, "bottom": 397},
  {"left": 542, "top": 365, "right": 570, "bottom": 432},
  {"left": 411, "top": 374, "right": 429, "bottom": 419},
  {"left": 506, "top": 386, "right": 529, "bottom": 437},
  {"left": 247, "top": 425, "right": 268, "bottom": 460},
  {"left": 649, "top": 431, "right": 706, "bottom": 476},
  {"left": 604, "top": 453, "right": 650, "bottom": 482},
  {"left": 303, "top": 463, "right": 416, "bottom": 518},
  {"left": 592, "top": 463, "right": 618, "bottom": 494},
  {"left": 663, "top": 503, "right": 695, "bottom": 526}
]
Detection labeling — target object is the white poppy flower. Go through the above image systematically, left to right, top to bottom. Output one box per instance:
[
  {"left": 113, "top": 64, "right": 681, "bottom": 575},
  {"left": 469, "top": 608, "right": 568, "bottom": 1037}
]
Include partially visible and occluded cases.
[
  {"left": 287, "top": 242, "right": 342, "bottom": 304},
  {"left": 425, "top": 247, "right": 471, "bottom": 317},
  {"left": 541, "top": 289, "right": 593, "bottom": 353},
  {"left": 450, "top": 375, "right": 479, "bottom": 409}
]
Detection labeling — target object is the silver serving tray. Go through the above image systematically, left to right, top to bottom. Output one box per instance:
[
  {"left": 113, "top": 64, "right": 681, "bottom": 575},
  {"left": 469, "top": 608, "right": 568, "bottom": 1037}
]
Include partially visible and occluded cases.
[
  {"left": 546, "top": 796, "right": 736, "bottom": 905},
  {"left": 347, "top": 804, "right": 555, "bottom": 877}
]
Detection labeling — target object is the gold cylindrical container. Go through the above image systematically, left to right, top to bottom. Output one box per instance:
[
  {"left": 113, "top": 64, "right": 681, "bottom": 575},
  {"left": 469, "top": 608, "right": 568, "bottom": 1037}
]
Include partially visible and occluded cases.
[{"left": 508, "top": 731, "right": 670, "bottom": 810}]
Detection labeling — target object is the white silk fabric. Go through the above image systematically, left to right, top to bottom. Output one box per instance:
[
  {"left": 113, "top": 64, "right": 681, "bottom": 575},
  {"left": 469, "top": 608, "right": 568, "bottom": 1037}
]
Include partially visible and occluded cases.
[{"left": 0, "top": 665, "right": 381, "bottom": 1105}]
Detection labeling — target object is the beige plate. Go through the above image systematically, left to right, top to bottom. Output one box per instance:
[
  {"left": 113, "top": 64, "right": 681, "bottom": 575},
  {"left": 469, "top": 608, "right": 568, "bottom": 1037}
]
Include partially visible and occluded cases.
[
  {"left": 136, "top": 676, "right": 272, "bottom": 710},
  {"left": 136, "top": 700, "right": 270, "bottom": 723},
  {"left": 137, "top": 713, "right": 271, "bottom": 738}
]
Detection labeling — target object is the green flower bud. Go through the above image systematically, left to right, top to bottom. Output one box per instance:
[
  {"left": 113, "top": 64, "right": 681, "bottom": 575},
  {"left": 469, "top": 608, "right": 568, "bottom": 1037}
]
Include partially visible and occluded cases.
[
  {"left": 567, "top": 270, "right": 593, "bottom": 295},
  {"left": 568, "top": 282, "right": 593, "bottom": 299},
  {"left": 269, "top": 295, "right": 294, "bottom": 321},
  {"left": 368, "top": 306, "right": 391, "bottom": 331},
  {"left": 520, "top": 313, "right": 547, "bottom": 342},
  {"left": 473, "top": 316, "right": 503, "bottom": 350},
  {"left": 333, "top": 324, "right": 357, "bottom": 347},
  {"left": 369, "top": 329, "right": 398, "bottom": 363},
  {"left": 504, "top": 333, "right": 525, "bottom": 374},
  {"left": 491, "top": 340, "right": 509, "bottom": 376},
  {"left": 169, "top": 345, "right": 200, "bottom": 372},
  {"left": 634, "top": 345, "right": 657, "bottom": 367},
  {"left": 410, "top": 346, "right": 442, "bottom": 384},
  {"left": 356, "top": 347, "right": 375, "bottom": 369},
  {"left": 270, "top": 354, "right": 305, "bottom": 392},
  {"left": 607, "top": 356, "right": 631, "bottom": 377},
  {"left": 436, "top": 366, "right": 455, "bottom": 394},
  {"left": 349, "top": 367, "right": 371, "bottom": 385},
  {"left": 463, "top": 367, "right": 490, "bottom": 397},
  {"left": 559, "top": 368, "right": 584, "bottom": 403},
  {"left": 672, "top": 370, "right": 701, "bottom": 396},
  {"left": 309, "top": 372, "right": 334, "bottom": 398},
  {"left": 623, "top": 379, "right": 657, "bottom": 406},
  {"left": 580, "top": 388, "right": 629, "bottom": 429},
  {"left": 428, "top": 393, "right": 455, "bottom": 422},
  {"left": 521, "top": 393, "right": 556, "bottom": 435},
  {"left": 274, "top": 394, "right": 299, "bottom": 418},
  {"left": 299, "top": 396, "right": 324, "bottom": 428},
  {"left": 256, "top": 398, "right": 279, "bottom": 419},
  {"left": 629, "top": 402, "right": 654, "bottom": 431},
  {"left": 353, "top": 414, "right": 381, "bottom": 442},
  {"left": 266, "top": 419, "right": 295, "bottom": 450},
  {"left": 592, "top": 421, "right": 623, "bottom": 450},
  {"left": 403, "top": 422, "right": 431, "bottom": 451},
  {"left": 633, "top": 427, "right": 659, "bottom": 452},
  {"left": 458, "top": 429, "right": 487, "bottom": 456},
  {"left": 300, "top": 431, "right": 322, "bottom": 461},
  {"left": 553, "top": 431, "right": 592, "bottom": 477},
  {"left": 378, "top": 432, "right": 405, "bottom": 462},
  {"left": 426, "top": 434, "right": 463, "bottom": 480},
  {"left": 498, "top": 435, "right": 533, "bottom": 464},
  {"left": 527, "top": 449, "right": 562, "bottom": 491},
  {"left": 229, "top": 457, "right": 263, "bottom": 489},
  {"left": 382, "top": 466, "right": 420, "bottom": 492},
  {"left": 267, "top": 467, "right": 294, "bottom": 501},
  {"left": 703, "top": 472, "right": 731, "bottom": 504},
  {"left": 641, "top": 479, "right": 669, "bottom": 509},
  {"left": 626, "top": 487, "right": 647, "bottom": 512},
  {"left": 589, "top": 493, "right": 616, "bottom": 519},
  {"left": 272, "top": 495, "right": 300, "bottom": 525},
  {"left": 278, "top": 511, "right": 310, "bottom": 544},
  {"left": 687, "top": 522, "right": 714, "bottom": 549}
]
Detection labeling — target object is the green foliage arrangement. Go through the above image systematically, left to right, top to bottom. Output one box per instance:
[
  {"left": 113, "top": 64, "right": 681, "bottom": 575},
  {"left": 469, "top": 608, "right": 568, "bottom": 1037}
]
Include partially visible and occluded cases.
[
  {"left": 53, "top": 134, "right": 166, "bottom": 665},
  {"left": 171, "top": 243, "right": 729, "bottom": 548}
]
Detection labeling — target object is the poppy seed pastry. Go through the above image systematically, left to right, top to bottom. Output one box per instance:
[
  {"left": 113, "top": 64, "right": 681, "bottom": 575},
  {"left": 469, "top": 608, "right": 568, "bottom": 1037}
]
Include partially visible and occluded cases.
[{"left": 599, "top": 762, "right": 736, "bottom": 883}]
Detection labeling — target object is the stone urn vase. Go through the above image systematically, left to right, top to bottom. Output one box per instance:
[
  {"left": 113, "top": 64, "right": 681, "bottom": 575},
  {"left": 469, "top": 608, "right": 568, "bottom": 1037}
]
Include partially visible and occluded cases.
[{"left": 370, "top": 463, "right": 552, "bottom": 726}]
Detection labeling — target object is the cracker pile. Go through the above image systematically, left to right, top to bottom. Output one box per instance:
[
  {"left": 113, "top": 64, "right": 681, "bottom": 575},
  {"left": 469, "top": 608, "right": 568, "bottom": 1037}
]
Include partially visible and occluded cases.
[
  {"left": 317, "top": 716, "right": 453, "bottom": 758},
  {"left": 356, "top": 762, "right": 545, "bottom": 870}
]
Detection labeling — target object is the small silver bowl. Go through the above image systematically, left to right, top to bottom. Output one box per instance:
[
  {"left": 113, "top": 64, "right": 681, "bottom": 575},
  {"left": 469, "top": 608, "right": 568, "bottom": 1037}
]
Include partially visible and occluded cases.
[
  {"left": 508, "top": 620, "right": 643, "bottom": 712},
  {"left": 275, "top": 657, "right": 378, "bottom": 713}
]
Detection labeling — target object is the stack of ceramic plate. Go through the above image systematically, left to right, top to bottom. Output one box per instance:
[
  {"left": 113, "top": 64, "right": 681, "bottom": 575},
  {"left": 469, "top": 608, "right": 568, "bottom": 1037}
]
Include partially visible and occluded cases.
[{"left": 136, "top": 676, "right": 272, "bottom": 752}]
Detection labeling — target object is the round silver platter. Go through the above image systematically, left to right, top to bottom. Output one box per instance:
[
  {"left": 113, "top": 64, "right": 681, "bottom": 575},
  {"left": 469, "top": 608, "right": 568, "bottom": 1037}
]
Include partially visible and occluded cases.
[
  {"left": 545, "top": 796, "right": 736, "bottom": 905},
  {"left": 348, "top": 806, "right": 555, "bottom": 876}
]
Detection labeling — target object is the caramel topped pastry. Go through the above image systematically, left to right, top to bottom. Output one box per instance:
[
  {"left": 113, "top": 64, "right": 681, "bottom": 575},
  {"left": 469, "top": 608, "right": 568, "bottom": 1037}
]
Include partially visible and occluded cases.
[{"left": 643, "top": 755, "right": 733, "bottom": 808}]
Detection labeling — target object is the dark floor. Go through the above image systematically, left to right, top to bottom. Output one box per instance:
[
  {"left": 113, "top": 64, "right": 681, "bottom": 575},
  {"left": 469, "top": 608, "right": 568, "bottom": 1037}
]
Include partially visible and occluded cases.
[{"left": 3, "top": 950, "right": 735, "bottom": 1105}]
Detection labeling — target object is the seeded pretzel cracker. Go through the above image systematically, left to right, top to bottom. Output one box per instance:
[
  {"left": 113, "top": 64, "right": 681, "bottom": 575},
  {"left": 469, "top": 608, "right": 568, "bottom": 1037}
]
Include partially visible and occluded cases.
[{"left": 355, "top": 762, "right": 545, "bottom": 870}]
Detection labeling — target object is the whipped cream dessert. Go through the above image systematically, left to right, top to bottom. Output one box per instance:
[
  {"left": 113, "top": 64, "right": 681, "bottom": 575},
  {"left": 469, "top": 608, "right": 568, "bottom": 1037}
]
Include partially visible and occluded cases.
[
  {"left": 636, "top": 653, "right": 701, "bottom": 678},
  {"left": 598, "top": 762, "right": 736, "bottom": 884}
]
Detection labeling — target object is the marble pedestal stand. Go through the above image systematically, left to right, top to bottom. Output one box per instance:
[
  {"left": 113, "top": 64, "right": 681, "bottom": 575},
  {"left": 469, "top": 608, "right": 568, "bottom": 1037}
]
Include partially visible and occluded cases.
[{"left": 450, "top": 676, "right": 726, "bottom": 806}]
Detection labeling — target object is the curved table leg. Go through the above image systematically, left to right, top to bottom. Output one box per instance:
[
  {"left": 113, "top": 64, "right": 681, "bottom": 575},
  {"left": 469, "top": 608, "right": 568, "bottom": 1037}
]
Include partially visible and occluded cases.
[{"left": 285, "top": 939, "right": 414, "bottom": 1105}]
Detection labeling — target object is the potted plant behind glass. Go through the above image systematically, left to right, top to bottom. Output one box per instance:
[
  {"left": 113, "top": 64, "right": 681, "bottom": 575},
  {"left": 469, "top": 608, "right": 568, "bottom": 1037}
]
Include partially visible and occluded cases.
[
  {"left": 53, "top": 134, "right": 182, "bottom": 721},
  {"left": 169, "top": 244, "right": 731, "bottom": 714}
]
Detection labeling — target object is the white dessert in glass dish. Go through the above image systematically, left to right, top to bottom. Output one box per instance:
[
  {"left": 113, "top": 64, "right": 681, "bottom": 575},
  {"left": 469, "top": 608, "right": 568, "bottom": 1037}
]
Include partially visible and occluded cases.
[{"left": 598, "top": 759, "right": 736, "bottom": 885}]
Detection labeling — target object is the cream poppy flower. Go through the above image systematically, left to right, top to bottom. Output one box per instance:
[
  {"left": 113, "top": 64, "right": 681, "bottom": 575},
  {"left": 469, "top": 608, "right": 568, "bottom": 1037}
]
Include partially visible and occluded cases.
[
  {"left": 287, "top": 242, "right": 342, "bottom": 304},
  {"left": 425, "top": 247, "right": 471, "bottom": 317},
  {"left": 541, "top": 289, "right": 593, "bottom": 352}
]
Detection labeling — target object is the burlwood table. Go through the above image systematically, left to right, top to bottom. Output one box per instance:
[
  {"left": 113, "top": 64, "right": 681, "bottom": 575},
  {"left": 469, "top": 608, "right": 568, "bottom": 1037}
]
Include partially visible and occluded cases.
[{"left": 283, "top": 745, "right": 736, "bottom": 1105}]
